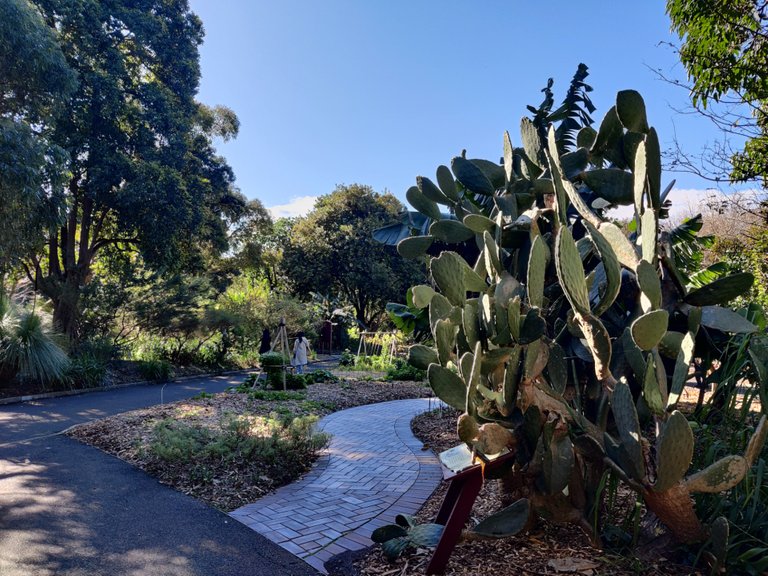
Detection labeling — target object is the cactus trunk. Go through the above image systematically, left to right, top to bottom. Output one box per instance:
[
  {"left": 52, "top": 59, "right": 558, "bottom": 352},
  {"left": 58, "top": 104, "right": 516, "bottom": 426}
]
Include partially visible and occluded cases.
[{"left": 642, "top": 483, "right": 706, "bottom": 544}]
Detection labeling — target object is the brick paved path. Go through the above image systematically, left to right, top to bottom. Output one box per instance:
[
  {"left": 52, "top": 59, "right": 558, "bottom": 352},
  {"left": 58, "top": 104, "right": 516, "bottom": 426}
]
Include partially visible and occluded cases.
[{"left": 230, "top": 398, "right": 444, "bottom": 574}]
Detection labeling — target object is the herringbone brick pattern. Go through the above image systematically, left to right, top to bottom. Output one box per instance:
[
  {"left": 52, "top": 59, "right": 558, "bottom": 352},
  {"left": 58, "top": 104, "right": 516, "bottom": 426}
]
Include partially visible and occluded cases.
[{"left": 230, "top": 398, "right": 443, "bottom": 574}]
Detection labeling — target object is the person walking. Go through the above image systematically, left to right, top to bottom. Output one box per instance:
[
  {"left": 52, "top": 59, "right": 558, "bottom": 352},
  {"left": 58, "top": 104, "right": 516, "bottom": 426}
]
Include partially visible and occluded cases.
[{"left": 292, "top": 331, "right": 311, "bottom": 374}]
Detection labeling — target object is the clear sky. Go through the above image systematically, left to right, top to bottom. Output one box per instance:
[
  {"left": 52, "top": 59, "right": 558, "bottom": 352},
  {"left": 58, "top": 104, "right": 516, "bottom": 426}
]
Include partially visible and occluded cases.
[{"left": 188, "top": 0, "right": 737, "bottom": 218}]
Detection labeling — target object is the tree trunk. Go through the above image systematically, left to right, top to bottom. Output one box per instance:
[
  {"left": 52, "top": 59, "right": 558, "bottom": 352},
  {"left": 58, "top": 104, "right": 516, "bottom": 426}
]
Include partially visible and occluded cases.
[{"left": 51, "top": 276, "right": 82, "bottom": 345}]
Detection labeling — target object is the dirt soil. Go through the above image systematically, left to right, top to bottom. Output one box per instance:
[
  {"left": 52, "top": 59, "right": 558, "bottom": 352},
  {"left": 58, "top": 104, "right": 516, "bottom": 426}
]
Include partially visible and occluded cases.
[
  {"left": 67, "top": 377, "right": 432, "bottom": 511},
  {"left": 341, "top": 408, "right": 702, "bottom": 576}
]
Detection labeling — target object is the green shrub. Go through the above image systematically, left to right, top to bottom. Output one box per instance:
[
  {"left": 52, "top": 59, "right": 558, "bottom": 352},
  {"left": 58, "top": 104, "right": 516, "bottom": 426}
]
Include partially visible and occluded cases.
[
  {"left": 0, "top": 299, "right": 70, "bottom": 385},
  {"left": 74, "top": 337, "right": 118, "bottom": 363},
  {"left": 338, "top": 348, "right": 355, "bottom": 366},
  {"left": 259, "top": 351, "right": 290, "bottom": 368},
  {"left": 66, "top": 353, "right": 107, "bottom": 388},
  {"left": 353, "top": 353, "right": 393, "bottom": 372},
  {"left": 138, "top": 359, "right": 174, "bottom": 382},
  {"left": 385, "top": 359, "right": 426, "bottom": 382},
  {"left": 303, "top": 369, "right": 339, "bottom": 384},
  {"left": 281, "top": 372, "right": 307, "bottom": 390},
  {"left": 148, "top": 413, "right": 330, "bottom": 486},
  {"left": 149, "top": 419, "right": 212, "bottom": 462}
]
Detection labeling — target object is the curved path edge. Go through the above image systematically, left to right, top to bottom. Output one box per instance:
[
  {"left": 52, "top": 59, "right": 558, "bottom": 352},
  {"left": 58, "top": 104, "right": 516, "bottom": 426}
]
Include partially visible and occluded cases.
[{"left": 230, "top": 397, "right": 445, "bottom": 574}]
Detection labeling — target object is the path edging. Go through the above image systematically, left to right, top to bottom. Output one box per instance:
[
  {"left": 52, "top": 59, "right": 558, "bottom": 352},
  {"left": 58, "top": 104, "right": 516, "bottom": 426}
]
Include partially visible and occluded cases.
[{"left": 0, "top": 368, "right": 255, "bottom": 406}]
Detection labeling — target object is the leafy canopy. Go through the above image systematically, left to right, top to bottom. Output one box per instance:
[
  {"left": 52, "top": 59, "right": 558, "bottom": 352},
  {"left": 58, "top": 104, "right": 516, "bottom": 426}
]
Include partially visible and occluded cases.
[{"left": 282, "top": 184, "right": 426, "bottom": 329}]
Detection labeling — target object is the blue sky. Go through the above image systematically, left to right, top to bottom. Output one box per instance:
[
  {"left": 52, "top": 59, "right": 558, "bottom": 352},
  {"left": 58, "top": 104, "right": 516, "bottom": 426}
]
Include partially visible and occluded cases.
[{"left": 189, "top": 1, "right": 736, "bottom": 218}]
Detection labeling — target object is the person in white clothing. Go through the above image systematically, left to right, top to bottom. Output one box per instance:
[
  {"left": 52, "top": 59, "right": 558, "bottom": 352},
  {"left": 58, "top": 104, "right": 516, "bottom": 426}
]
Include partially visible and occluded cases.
[{"left": 292, "top": 331, "right": 311, "bottom": 374}]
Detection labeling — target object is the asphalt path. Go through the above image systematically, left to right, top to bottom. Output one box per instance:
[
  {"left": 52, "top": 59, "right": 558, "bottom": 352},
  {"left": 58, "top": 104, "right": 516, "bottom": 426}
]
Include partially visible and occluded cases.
[{"left": 0, "top": 372, "right": 320, "bottom": 576}]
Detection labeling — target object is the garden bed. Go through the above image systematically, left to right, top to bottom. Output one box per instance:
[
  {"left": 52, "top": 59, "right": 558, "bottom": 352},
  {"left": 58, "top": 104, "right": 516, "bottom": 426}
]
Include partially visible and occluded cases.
[
  {"left": 67, "top": 376, "right": 431, "bottom": 511},
  {"left": 342, "top": 409, "right": 699, "bottom": 576}
]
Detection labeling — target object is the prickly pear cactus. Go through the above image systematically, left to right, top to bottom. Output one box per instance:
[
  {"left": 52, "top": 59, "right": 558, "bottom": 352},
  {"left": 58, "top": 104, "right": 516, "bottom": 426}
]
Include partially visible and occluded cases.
[{"left": 390, "top": 80, "right": 767, "bottom": 547}]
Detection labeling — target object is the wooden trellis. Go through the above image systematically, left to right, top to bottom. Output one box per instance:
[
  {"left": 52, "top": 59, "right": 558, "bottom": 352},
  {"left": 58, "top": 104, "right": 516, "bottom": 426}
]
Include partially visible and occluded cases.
[{"left": 356, "top": 331, "right": 397, "bottom": 364}]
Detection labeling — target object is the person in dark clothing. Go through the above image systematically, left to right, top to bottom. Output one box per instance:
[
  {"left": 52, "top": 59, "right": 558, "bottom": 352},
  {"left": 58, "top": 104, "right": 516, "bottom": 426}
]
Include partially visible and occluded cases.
[{"left": 258, "top": 328, "right": 271, "bottom": 354}]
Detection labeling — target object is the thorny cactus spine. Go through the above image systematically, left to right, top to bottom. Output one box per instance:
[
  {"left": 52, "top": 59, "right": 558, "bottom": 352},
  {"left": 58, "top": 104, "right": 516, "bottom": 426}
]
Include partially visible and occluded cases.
[{"left": 396, "top": 86, "right": 767, "bottom": 554}]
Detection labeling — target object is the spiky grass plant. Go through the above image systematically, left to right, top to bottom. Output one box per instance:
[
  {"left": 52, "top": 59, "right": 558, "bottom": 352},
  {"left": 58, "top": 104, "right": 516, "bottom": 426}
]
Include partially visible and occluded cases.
[{"left": 0, "top": 294, "right": 69, "bottom": 385}]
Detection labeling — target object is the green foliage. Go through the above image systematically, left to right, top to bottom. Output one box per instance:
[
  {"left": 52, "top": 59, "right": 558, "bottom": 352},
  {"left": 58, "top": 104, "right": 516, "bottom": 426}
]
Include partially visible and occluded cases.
[
  {"left": 0, "top": 0, "right": 75, "bottom": 272},
  {"left": 11, "top": 0, "right": 245, "bottom": 340},
  {"left": 667, "top": 0, "right": 768, "bottom": 186},
  {"left": 386, "top": 72, "right": 767, "bottom": 566},
  {"left": 282, "top": 184, "right": 426, "bottom": 329},
  {"left": 0, "top": 295, "right": 69, "bottom": 385},
  {"left": 339, "top": 349, "right": 355, "bottom": 366},
  {"left": 259, "top": 351, "right": 290, "bottom": 368},
  {"left": 65, "top": 353, "right": 107, "bottom": 389},
  {"left": 353, "top": 354, "right": 394, "bottom": 372},
  {"left": 138, "top": 359, "right": 174, "bottom": 383},
  {"left": 385, "top": 359, "right": 426, "bottom": 382},
  {"left": 306, "top": 369, "right": 339, "bottom": 383},
  {"left": 148, "top": 413, "right": 330, "bottom": 488},
  {"left": 690, "top": 417, "right": 768, "bottom": 575}
]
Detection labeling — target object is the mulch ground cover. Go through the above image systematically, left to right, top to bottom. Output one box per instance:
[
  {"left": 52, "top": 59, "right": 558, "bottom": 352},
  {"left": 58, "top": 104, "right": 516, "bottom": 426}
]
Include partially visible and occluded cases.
[
  {"left": 67, "top": 375, "right": 719, "bottom": 576},
  {"left": 67, "top": 377, "right": 432, "bottom": 511}
]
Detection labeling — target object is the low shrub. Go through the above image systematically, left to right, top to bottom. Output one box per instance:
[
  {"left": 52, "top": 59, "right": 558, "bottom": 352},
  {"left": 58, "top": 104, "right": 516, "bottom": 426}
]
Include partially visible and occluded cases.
[
  {"left": 0, "top": 302, "right": 70, "bottom": 385},
  {"left": 74, "top": 337, "right": 118, "bottom": 363},
  {"left": 338, "top": 349, "right": 355, "bottom": 366},
  {"left": 259, "top": 351, "right": 290, "bottom": 368},
  {"left": 66, "top": 353, "right": 108, "bottom": 388},
  {"left": 353, "top": 354, "right": 394, "bottom": 372},
  {"left": 138, "top": 359, "right": 174, "bottom": 382},
  {"left": 385, "top": 359, "right": 426, "bottom": 382},
  {"left": 303, "top": 369, "right": 339, "bottom": 384},
  {"left": 148, "top": 412, "right": 330, "bottom": 489}
]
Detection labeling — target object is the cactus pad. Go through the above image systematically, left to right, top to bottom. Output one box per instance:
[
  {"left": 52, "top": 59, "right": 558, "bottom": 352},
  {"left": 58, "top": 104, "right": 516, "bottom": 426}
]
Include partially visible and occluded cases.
[
  {"left": 616, "top": 89, "right": 649, "bottom": 133},
  {"left": 451, "top": 156, "right": 495, "bottom": 195},
  {"left": 418, "top": 175, "right": 451, "bottom": 205},
  {"left": 407, "top": 185, "right": 441, "bottom": 221},
  {"left": 430, "top": 219, "right": 475, "bottom": 243},
  {"left": 583, "top": 220, "right": 621, "bottom": 315},
  {"left": 599, "top": 221, "right": 639, "bottom": 269},
  {"left": 555, "top": 227, "right": 590, "bottom": 315},
  {"left": 397, "top": 235, "right": 434, "bottom": 259},
  {"left": 527, "top": 235, "right": 548, "bottom": 309},
  {"left": 430, "top": 253, "right": 467, "bottom": 306},
  {"left": 636, "top": 259, "right": 661, "bottom": 312},
  {"left": 411, "top": 285, "right": 436, "bottom": 309},
  {"left": 630, "top": 309, "right": 669, "bottom": 351},
  {"left": 435, "top": 318, "right": 458, "bottom": 366},
  {"left": 667, "top": 332, "right": 695, "bottom": 408},
  {"left": 408, "top": 344, "right": 438, "bottom": 370},
  {"left": 643, "top": 355, "right": 666, "bottom": 416},
  {"left": 427, "top": 364, "right": 466, "bottom": 411},
  {"left": 611, "top": 380, "right": 646, "bottom": 481},
  {"left": 655, "top": 411, "right": 694, "bottom": 492},
  {"left": 745, "top": 415, "right": 768, "bottom": 467},
  {"left": 685, "top": 455, "right": 748, "bottom": 493},
  {"left": 471, "top": 499, "right": 530, "bottom": 539}
]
